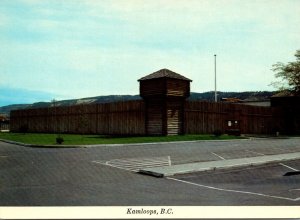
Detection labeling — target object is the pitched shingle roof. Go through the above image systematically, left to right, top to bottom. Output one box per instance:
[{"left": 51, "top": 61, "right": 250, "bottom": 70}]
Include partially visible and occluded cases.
[{"left": 138, "top": 68, "right": 192, "bottom": 82}]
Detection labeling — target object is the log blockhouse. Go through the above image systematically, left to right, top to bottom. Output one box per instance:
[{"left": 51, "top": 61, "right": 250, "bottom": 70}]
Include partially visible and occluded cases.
[{"left": 139, "top": 69, "right": 192, "bottom": 135}]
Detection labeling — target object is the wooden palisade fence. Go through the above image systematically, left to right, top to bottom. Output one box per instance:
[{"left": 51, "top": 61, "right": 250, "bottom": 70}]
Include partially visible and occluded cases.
[
  {"left": 9, "top": 69, "right": 288, "bottom": 135},
  {"left": 10, "top": 100, "right": 284, "bottom": 135},
  {"left": 10, "top": 100, "right": 145, "bottom": 135},
  {"left": 184, "top": 101, "right": 283, "bottom": 134}
]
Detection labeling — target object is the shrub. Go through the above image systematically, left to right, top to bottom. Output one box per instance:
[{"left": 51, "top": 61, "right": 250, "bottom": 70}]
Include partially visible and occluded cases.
[
  {"left": 213, "top": 129, "right": 223, "bottom": 137},
  {"left": 56, "top": 137, "right": 64, "bottom": 144}
]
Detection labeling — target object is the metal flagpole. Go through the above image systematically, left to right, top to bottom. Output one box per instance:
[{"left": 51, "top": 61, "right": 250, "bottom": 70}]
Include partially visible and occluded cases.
[{"left": 214, "top": 54, "right": 217, "bottom": 102}]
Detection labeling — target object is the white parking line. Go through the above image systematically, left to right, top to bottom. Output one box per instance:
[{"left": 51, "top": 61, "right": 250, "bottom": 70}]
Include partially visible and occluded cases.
[
  {"left": 245, "top": 150, "right": 299, "bottom": 171},
  {"left": 211, "top": 152, "right": 225, "bottom": 160},
  {"left": 92, "top": 156, "right": 171, "bottom": 172},
  {"left": 168, "top": 156, "right": 172, "bottom": 166},
  {"left": 93, "top": 160, "right": 132, "bottom": 171},
  {"left": 280, "top": 163, "right": 299, "bottom": 171},
  {"left": 167, "top": 177, "right": 300, "bottom": 202},
  {"left": 289, "top": 189, "right": 300, "bottom": 191}
]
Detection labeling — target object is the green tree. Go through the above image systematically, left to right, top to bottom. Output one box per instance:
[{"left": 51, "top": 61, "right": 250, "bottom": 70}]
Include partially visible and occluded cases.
[{"left": 271, "top": 50, "right": 300, "bottom": 95}]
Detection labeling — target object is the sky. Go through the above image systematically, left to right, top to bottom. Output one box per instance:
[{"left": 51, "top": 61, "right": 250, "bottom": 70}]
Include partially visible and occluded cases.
[{"left": 0, "top": 0, "right": 300, "bottom": 106}]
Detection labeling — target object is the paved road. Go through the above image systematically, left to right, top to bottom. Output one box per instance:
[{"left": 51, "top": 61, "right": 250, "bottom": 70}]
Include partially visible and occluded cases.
[{"left": 0, "top": 138, "right": 300, "bottom": 205}]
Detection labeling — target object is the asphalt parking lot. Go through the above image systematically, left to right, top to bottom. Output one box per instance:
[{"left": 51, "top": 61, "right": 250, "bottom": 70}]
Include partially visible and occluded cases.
[
  {"left": 0, "top": 137, "right": 300, "bottom": 205},
  {"left": 169, "top": 160, "right": 300, "bottom": 204}
]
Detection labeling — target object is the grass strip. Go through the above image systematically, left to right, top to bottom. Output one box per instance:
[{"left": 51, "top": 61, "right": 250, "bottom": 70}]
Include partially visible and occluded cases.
[{"left": 0, "top": 132, "right": 245, "bottom": 146}]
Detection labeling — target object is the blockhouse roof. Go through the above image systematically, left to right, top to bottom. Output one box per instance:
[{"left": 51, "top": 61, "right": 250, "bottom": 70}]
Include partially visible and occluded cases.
[{"left": 138, "top": 68, "right": 192, "bottom": 82}]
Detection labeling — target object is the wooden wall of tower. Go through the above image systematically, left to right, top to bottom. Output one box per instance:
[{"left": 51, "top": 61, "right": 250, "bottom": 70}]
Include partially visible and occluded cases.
[{"left": 139, "top": 78, "right": 190, "bottom": 135}]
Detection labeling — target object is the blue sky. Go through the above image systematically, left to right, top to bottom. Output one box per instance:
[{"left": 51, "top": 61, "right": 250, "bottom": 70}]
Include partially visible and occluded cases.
[{"left": 1, "top": 0, "right": 299, "bottom": 106}]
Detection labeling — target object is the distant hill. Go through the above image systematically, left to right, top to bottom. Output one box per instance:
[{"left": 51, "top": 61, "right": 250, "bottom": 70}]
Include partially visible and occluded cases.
[
  {"left": 0, "top": 91, "right": 276, "bottom": 116},
  {"left": 188, "top": 91, "right": 275, "bottom": 101},
  {"left": 0, "top": 95, "right": 141, "bottom": 116}
]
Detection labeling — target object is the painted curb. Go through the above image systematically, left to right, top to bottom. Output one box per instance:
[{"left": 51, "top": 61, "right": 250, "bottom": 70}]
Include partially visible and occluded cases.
[
  {"left": 0, "top": 139, "right": 86, "bottom": 148},
  {"left": 139, "top": 153, "right": 300, "bottom": 177}
]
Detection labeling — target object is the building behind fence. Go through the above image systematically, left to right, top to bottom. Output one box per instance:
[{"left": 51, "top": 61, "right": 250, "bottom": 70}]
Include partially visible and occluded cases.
[
  {"left": 10, "top": 69, "right": 298, "bottom": 135},
  {"left": 0, "top": 120, "right": 10, "bottom": 131}
]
